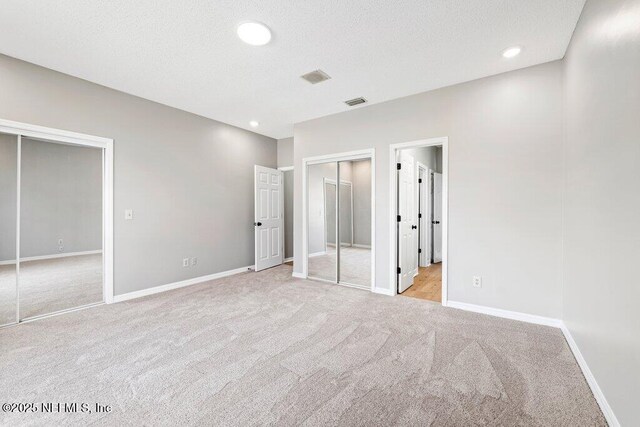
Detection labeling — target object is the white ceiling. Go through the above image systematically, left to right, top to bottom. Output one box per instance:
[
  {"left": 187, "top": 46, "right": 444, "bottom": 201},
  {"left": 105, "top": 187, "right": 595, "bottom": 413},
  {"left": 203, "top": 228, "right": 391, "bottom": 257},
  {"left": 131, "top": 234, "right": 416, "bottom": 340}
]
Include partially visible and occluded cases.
[{"left": 0, "top": 0, "right": 585, "bottom": 139}]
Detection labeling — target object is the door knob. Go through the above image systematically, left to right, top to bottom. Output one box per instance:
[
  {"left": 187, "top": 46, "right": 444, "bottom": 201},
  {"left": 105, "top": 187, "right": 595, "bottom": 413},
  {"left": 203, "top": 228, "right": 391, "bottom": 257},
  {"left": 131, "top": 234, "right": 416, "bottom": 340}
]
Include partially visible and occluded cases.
[
  {"left": 431, "top": 221, "right": 440, "bottom": 225},
  {"left": 254, "top": 222, "right": 262, "bottom": 226},
  {"left": 411, "top": 225, "right": 417, "bottom": 229}
]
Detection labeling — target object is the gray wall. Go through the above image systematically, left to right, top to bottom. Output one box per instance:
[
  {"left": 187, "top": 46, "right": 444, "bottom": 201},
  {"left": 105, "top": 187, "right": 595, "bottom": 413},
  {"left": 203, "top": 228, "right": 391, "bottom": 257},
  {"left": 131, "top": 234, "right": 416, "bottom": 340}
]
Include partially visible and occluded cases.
[
  {"left": 563, "top": 0, "right": 640, "bottom": 424},
  {"left": 0, "top": 54, "right": 276, "bottom": 296},
  {"left": 294, "top": 60, "right": 564, "bottom": 318},
  {"left": 0, "top": 134, "right": 17, "bottom": 262},
  {"left": 1, "top": 135, "right": 102, "bottom": 261},
  {"left": 277, "top": 137, "right": 294, "bottom": 167},
  {"left": 19, "top": 138, "right": 102, "bottom": 258},
  {"left": 277, "top": 138, "right": 294, "bottom": 260},
  {"left": 401, "top": 146, "right": 441, "bottom": 174},
  {"left": 351, "top": 159, "right": 372, "bottom": 247},
  {"left": 307, "top": 160, "right": 372, "bottom": 253},
  {"left": 307, "top": 162, "right": 338, "bottom": 255},
  {"left": 283, "top": 170, "right": 294, "bottom": 259}
]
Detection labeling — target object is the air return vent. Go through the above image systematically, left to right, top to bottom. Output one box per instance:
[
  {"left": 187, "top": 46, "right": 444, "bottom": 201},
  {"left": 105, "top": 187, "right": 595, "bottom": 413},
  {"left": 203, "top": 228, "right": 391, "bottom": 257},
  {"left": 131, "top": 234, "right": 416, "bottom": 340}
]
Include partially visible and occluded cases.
[
  {"left": 300, "top": 69, "right": 331, "bottom": 84},
  {"left": 344, "top": 97, "right": 367, "bottom": 107}
]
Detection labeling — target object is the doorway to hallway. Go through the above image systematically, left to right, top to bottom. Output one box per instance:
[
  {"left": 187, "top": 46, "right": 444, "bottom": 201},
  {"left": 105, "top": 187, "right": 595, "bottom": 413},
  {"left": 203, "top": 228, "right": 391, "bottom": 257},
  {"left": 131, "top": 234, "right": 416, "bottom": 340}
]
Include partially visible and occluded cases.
[{"left": 390, "top": 137, "right": 447, "bottom": 304}]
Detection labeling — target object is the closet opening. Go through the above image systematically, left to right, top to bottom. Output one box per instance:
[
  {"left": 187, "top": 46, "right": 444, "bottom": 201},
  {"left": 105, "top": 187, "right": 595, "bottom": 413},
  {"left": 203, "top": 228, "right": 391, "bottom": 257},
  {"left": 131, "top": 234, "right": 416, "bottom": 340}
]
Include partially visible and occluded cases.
[
  {"left": 0, "top": 119, "right": 113, "bottom": 327},
  {"left": 302, "top": 150, "right": 375, "bottom": 291}
]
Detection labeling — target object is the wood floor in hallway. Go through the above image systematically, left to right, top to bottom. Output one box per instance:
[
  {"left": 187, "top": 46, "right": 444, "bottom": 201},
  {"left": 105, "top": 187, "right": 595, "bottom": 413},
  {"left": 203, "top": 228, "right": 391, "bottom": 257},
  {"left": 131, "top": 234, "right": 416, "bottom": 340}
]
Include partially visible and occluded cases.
[{"left": 401, "top": 263, "right": 442, "bottom": 302}]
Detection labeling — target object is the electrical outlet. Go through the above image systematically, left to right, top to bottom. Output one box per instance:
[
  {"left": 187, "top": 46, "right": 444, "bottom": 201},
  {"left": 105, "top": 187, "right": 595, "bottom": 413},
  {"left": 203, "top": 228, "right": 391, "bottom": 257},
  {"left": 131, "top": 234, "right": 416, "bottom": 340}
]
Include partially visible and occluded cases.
[
  {"left": 58, "top": 246, "right": 64, "bottom": 252},
  {"left": 190, "top": 257, "right": 197, "bottom": 266},
  {"left": 182, "top": 258, "right": 189, "bottom": 267},
  {"left": 473, "top": 276, "right": 482, "bottom": 288}
]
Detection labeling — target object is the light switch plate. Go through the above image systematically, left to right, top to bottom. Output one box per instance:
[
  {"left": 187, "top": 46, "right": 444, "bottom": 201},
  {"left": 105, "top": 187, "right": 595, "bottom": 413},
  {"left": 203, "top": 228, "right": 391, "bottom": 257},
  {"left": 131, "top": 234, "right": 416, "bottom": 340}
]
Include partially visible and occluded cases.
[{"left": 125, "top": 209, "right": 133, "bottom": 220}]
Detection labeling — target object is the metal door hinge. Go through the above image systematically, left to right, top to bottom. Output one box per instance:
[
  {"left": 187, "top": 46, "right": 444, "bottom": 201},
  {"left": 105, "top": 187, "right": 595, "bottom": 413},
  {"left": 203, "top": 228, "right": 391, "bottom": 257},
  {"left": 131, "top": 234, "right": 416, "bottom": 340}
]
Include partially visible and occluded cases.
[
  {"left": 397, "top": 163, "right": 401, "bottom": 170},
  {"left": 397, "top": 215, "right": 401, "bottom": 222},
  {"left": 397, "top": 267, "right": 401, "bottom": 274}
]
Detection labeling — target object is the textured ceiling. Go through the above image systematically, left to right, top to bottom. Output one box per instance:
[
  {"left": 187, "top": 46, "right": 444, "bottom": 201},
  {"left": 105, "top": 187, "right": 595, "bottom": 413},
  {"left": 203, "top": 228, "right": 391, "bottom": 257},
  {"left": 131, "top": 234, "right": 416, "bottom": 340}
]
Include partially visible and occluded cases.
[{"left": 0, "top": 0, "right": 585, "bottom": 138}]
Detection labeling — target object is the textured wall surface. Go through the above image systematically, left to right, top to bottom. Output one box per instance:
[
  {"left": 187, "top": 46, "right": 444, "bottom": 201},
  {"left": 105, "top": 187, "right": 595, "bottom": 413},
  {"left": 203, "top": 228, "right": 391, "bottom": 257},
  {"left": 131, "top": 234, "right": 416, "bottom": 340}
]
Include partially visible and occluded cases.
[
  {"left": 563, "top": 0, "right": 640, "bottom": 424},
  {"left": 0, "top": 54, "right": 276, "bottom": 296},
  {"left": 294, "top": 61, "right": 564, "bottom": 318},
  {"left": 0, "top": 134, "right": 17, "bottom": 262},
  {"left": 277, "top": 138, "right": 294, "bottom": 167}
]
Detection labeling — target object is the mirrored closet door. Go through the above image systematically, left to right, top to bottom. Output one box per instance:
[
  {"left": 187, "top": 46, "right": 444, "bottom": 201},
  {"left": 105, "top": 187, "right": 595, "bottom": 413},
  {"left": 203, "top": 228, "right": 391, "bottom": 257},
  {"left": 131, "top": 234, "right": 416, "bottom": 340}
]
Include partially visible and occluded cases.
[
  {"left": 0, "top": 129, "right": 105, "bottom": 327},
  {"left": 0, "top": 133, "right": 18, "bottom": 326},
  {"left": 19, "top": 137, "right": 103, "bottom": 319},
  {"left": 306, "top": 157, "right": 372, "bottom": 290},
  {"left": 307, "top": 162, "right": 337, "bottom": 282}
]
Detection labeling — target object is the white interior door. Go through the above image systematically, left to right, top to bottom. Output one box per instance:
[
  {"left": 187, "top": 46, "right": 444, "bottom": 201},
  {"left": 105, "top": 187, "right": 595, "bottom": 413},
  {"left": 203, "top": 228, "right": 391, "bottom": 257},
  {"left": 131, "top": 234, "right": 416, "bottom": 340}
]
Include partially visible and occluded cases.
[
  {"left": 398, "top": 153, "right": 417, "bottom": 293},
  {"left": 254, "top": 165, "right": 284, "bottom": 271},
  {"left": 432, "top": 172, "right": 443, "bottom": 263}
]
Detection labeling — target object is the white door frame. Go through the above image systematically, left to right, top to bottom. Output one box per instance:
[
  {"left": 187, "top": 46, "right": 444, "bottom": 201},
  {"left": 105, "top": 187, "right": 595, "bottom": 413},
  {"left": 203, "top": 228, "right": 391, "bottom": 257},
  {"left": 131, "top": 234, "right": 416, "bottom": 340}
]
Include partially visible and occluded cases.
[
  {"left": 0, "top": 119, "right": 115, "bottom": 320},
  {"left": 389, "top": 137, "right": 448, "bottom": 305},
  {"left": 302, "top": 149, "right": 375, "bottom": 291},
  {"left": 416, "top": 162, "right": 430, "bottom": 268},
  {"left": 277, "top": 166, "right": 293, "bottom": 263},
  {"left": 426, "top": 168, "right": 434, "bottom": 265}
]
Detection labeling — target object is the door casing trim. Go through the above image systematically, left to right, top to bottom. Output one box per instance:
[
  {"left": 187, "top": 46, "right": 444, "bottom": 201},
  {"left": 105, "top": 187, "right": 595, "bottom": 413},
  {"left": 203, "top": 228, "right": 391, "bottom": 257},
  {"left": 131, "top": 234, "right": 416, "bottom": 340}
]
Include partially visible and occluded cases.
[{"left": 389, "top": 138, "right": 448, "bottom": 304}]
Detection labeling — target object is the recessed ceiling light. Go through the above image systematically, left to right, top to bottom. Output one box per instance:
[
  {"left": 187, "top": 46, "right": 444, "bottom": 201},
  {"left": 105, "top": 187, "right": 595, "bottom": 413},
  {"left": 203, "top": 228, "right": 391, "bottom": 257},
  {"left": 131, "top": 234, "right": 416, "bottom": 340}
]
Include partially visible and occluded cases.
[
  {"left": 237, "top": 22, "right": 271, "bottom": 46},
  {"left": 502, "top": 46, "right": 522, "bottom": 58},
  {"left": 249, "top": 120, "right": 259, "bottom": 128}
]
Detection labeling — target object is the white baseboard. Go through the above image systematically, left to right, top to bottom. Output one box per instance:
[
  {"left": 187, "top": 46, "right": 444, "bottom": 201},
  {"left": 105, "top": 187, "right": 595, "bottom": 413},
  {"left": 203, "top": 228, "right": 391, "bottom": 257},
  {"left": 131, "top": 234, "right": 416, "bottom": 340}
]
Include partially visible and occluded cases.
[
  {"left": 353, "top": 244, "right": 372, "bottom": 249},
  {"left": 0, "top": 250, "right": 102, "bottom": 265},
  {"left": 308, "top": 251, "right": 326, "bottom": 258},
  {"left": 284, "top": 257, "right": 293, "bottom": 263},
  {"left": 112, "top": 265, "right": 252, "bottom": 303},
  {"left": 292, "top": 272, "right": 306, "bottom": 279},
  {"left": 372, "top": 287, "right": 395, "bottom": 296},
  {"left": 447, "top": 300, "right": 562, "bottom": 328},
  {"left": 447, "top": 300, "right": 618, "bottom": 425},
  {"left": 560, "top": 323, "right": 619, "bottom": 427}
]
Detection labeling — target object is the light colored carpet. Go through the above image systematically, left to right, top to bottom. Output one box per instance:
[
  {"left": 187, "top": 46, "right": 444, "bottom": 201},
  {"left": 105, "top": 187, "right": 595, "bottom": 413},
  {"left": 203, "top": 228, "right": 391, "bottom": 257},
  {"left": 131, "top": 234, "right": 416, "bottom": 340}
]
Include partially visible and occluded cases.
[
  {"left": 308, "top": 246, "right": 371, "bottom": 287},
  {"left": 0, "top": 254, "right": 102, "bottom": 322},
  {"left": 0, "top": 264, "right": 605, "bottom": 426},
  {"left": 0, "top": 264, "right": 18, "bottom": 325}
]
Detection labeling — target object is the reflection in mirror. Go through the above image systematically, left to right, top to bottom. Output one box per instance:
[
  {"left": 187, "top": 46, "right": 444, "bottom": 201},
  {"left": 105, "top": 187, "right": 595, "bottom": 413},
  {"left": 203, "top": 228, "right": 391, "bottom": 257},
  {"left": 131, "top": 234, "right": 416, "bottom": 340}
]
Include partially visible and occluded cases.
[
  {"left": 0, "top": 133, "right": 18, "bottom": 325},
  {"left": 19, "top": 137, "right": 103, "bottom": 319},
  {"left": 338, "top": 159, "right": 371, "bottom": 288},
  {"left": 307, "top": 162, "right": 337, "bottom": 282}
]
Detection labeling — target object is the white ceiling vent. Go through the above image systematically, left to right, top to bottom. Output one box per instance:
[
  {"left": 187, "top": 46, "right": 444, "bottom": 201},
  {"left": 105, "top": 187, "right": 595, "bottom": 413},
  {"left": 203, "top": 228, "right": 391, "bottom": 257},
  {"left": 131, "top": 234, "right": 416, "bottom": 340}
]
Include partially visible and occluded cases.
[
  {"left": 301, "top": 69, "right": 331, "bottom": 84},
  {"left": 344, "top": 97, "right": 367, "bottom": 107}
]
